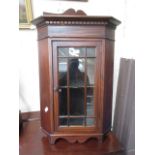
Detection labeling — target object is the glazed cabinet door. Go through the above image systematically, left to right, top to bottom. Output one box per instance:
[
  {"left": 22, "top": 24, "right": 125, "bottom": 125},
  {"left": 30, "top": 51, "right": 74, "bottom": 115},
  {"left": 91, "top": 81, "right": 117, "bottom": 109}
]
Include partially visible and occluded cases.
[{"left": 52, "top": 40, "right": 102, "bottom": 132}]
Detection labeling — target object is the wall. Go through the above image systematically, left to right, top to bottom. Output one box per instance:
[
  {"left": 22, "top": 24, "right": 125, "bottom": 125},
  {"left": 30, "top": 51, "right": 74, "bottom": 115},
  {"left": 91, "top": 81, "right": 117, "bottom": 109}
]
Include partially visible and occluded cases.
[{"left": 19, "top": 0, "right": 135, "bottom": 125}]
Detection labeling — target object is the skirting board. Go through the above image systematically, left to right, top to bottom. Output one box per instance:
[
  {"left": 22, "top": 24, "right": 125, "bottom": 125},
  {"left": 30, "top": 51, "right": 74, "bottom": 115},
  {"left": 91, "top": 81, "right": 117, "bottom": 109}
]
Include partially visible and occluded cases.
[{"left": 21, "top": 111, "right": 40, "bottom": 122}]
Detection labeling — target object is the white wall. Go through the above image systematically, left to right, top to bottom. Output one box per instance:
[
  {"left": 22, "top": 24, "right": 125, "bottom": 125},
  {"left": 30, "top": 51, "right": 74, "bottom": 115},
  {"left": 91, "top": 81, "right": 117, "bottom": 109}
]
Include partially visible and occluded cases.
[
  {"left": 19, "top": 0, "right": 135, "bottom": 126},
  {"left": 19, "top": 30, "right": 39, "bottom": 112}
]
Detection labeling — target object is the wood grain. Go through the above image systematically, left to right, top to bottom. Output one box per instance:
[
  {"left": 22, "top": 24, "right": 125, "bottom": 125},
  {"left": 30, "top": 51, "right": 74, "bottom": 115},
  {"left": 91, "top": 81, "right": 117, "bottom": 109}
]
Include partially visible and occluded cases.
[
  {"left": 33, "top": 9, "right": 121, "bottom": 144},
  {"left": 19, "top": 120, "right": 124, "bottom": 155}
]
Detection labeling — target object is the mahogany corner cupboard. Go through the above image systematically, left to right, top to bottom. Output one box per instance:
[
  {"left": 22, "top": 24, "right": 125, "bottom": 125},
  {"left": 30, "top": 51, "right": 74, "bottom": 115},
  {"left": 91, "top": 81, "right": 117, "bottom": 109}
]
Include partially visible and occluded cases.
[{"left": 32, "top": 9, "right": 121, "bottom": 144}]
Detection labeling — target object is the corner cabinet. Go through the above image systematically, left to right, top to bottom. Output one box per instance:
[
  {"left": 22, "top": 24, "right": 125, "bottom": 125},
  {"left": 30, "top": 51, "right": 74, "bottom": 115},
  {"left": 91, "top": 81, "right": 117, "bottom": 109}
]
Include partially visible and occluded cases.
[{"left": 32, "top": 9, "right": 121, "bottom": 144}]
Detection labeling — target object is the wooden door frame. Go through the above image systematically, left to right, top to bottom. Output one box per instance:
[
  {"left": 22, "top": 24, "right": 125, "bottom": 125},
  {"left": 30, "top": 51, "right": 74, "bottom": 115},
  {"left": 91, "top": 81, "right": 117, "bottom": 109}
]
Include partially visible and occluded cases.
[{"left": 52, "top": 38, "right": 103, "bottom": 133}]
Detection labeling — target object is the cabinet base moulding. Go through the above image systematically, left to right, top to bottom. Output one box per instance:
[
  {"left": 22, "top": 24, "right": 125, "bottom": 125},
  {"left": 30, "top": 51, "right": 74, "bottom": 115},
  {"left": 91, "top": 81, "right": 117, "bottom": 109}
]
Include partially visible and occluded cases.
[
  {"left": 41, "top": 128, "right": 106, "bottom": 144},
  {"left": 49, "top": 134, "right": 104, "bottom": 144}
]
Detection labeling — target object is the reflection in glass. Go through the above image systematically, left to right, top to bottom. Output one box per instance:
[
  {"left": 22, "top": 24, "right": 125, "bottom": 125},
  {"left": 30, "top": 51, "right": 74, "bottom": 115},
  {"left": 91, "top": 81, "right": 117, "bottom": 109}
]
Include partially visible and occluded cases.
[
  {"left": 58, "top": 47, "right": 96, "bottom": 127},
  {"left": 58, "top": 48, "right": 69, "bottom": 57},
  {"left": 69, "top": 48, "right": 85, "bottom": 57},
  {"left": 87, "top": 48, "right": 95, "bottom": 57},
  {"left": 58, "top": 58, "right": 67, "bottom": 86},
  {"left": 58, "top": 58, "right": 68, "bottom": 116},
  {"left": 69, "top": 58, "right": 85, "bottom": 87},
  {"left": 87, "top": 58, "right": 96, "bottom": 86},
  {"left": 87, "top": 87, "right": 94, "bottom": 116},
  {"left": 87, "top": 87, "right": 94, "bottom": 97},
  {"left": 59, "top": 88, "right": 67, "bottom": 115},
  {"left": 70, "top": 88, "right": 84, "bottom": 115},
  {"left": 87, "top": 98, "right": 94, "bottom": 116},
  {"left": 59, "top": 118, "right": 68, "bottom": 126},
  {"left": 69, "top": 118, "right": 84, "bottom": 126},
  {"left": 86, "top": 118, "right": 95, "bottom": 126}
]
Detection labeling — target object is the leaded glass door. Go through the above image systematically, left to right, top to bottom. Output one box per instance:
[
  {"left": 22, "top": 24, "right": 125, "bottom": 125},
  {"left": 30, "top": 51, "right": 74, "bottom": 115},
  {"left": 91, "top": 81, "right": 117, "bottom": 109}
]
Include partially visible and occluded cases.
[{"left": 53, "top": 41, "right": 101, "bottom": 131}]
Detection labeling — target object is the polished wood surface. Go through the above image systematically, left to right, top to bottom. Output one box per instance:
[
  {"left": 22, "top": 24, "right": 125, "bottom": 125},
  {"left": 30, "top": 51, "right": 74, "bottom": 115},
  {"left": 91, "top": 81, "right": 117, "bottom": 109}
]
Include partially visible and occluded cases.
[
  {"left": 43, "top": 8, "right": 87, "bottom": 16},
  {"left": 32, "top": 9, "right": 121, "bottom": 144},
  {"left": 19, "top": 120, "right": 124, "bottom": 155}
]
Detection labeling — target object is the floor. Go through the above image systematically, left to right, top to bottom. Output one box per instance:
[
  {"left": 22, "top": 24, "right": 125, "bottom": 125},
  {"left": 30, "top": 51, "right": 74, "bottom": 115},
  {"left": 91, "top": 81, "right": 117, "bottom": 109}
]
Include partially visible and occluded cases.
[{"left": 19, "top": 120, "right": 124, "bottom": 155}]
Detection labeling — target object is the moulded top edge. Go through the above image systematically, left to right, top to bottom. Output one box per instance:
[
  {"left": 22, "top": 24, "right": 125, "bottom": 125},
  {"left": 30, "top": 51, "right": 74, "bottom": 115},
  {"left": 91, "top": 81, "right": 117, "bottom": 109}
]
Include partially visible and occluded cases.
[{"left": 31, "top": 15, "right": 121, "bottom": 27}]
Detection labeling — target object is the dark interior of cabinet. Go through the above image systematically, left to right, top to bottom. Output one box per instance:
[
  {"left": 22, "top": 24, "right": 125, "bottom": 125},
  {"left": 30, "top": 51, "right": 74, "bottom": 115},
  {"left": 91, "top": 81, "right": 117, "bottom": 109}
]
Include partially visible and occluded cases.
[{"left": 58, "top": 47, "right": 96, "bottom": 127}]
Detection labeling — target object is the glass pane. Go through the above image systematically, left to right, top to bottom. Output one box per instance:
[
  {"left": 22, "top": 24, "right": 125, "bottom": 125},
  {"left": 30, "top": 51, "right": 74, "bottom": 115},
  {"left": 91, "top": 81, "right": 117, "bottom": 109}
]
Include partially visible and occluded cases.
[
  {"left": 57, "top": 46, "right": 97, "bottom": 128},
  {"left": 58, "top": 48, "right": 69, "bottom": 57},
  {"left": 69, "top": 48, "right": 85, "bottom": 57},
  {"left": 87, "top": 48, "right": 96, "bottom": 57},
  {"left": 59, "top": 58, "right": 67, "bottom": 86},
  {"left": 69, "top": 58, "right": 85, "bottom": 87},
  {"left": 87, "top": 58, "right": 96, "bottom": 86},
  {"left": 87, "top": 87, "right": 94, "bottom": 96},
  {"left": 59, "top": 88, "right": 67, "bottom": 115},
  {"left": 70, "top": 88, "right": 84, "bottom": 115},
  {"left": 87, "top": 88, "right": 94, "bottom": 116},
  {"left": 87, "top": 98, "right": 94, "bottom": 116},
  {"left": 59, "top": 118, "right": 68, "bottom": 126},
  {"left": 69, "top": 118, "right": 84, "bottom": 126},
  {"left": 86, "top": 118, "right": 95, "bottom": 126}
]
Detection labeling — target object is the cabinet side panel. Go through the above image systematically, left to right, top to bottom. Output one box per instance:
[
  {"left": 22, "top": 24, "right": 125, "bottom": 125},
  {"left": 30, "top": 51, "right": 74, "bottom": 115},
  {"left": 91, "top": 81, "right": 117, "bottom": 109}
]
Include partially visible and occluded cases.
[
  {"left": 38, "top": 26, "right": 48, "bottom": 41},
  {"left": 38, "top": 38, "right": 53, "bottom": 133},
  {"left": 103, "top": 39, "right": 114, "bottom": 133}
]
